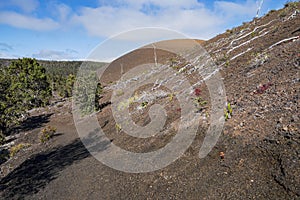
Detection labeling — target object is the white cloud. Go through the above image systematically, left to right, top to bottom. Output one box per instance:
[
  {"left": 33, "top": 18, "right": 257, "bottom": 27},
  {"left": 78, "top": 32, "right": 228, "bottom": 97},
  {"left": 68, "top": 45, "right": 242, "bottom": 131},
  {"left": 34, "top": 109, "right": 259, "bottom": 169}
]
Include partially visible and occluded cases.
[
  {"left": 0, "top": 0, "right": 39, "bottom": 13},
  {"left": 73, "top": 0, "right": 259, "bottom": 40},
  {"left": 109, "top": 0, "right": 204, "bottom": 9},
  {"left": 49, "top": 3, "right": 72, "bottom": 22},
  {"left": 57, "top": 4, "right": 72, "bottom": 22},
  {"left": 73, "top": 4, "right": 222, "bottom": 39},
  {"left": 0, "top": 11, "right": 59, "bottom": 31},
  {"left": 32, "top": 49, "right": 78, "bottom": 60}
]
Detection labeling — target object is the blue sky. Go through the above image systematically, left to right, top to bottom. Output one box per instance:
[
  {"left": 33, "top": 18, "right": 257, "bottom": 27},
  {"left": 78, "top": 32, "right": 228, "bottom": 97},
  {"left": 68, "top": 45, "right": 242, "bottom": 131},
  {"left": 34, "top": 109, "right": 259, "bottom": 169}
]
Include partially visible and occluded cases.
[{"left": 0, "top": 0, "right": 289, "bottom": 61}]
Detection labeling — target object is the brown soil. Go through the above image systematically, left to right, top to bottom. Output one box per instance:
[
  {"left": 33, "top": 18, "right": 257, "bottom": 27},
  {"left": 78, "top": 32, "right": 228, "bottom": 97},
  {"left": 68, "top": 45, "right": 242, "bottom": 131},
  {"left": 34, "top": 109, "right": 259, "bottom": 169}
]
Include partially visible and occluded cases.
[{"left": 0, "top": 3, "right": 299, "bottom": 200}]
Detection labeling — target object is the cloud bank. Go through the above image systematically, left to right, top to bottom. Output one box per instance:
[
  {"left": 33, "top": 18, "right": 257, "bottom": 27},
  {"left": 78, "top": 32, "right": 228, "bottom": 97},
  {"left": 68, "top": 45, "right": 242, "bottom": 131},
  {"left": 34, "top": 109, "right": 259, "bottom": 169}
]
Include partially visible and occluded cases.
[
  {"left": 0, "top": 0, "right": 259, "bottom": 38},
  {"left": 72, "top": 0, "right": 258, "bottom": 39}
]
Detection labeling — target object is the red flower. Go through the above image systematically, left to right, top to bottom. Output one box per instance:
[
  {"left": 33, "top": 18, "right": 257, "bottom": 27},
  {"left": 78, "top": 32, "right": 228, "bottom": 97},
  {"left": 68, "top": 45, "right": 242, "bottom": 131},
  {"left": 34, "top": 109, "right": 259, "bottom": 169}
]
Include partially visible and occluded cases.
[
  {"left": 255, "top": 82, "right": 273, "bottom": 94},
  {"left": 194, "top": 88, "right": 201, "bottom": 96}
]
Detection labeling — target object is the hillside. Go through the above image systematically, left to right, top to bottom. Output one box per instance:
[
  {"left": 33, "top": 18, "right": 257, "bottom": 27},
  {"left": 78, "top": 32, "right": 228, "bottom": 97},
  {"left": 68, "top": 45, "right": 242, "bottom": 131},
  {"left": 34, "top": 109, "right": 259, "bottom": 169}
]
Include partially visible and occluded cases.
[{"left": 0, "top": 2, "right": 299, "bottom": 199}]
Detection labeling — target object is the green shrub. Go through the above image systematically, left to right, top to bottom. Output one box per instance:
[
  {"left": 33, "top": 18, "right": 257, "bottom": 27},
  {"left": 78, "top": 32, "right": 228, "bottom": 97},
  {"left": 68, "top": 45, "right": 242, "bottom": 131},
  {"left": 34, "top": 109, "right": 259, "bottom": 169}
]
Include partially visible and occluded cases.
[
  {"left": 0, "top": 58, "right": 52, "bottom": 135},
  {"left": 73, "top": 72, "right": 103, "bottom": 116},
  {"left": 141, "top": 101, "right": 148, "bottom": 108},
  {"left": 224, "top": 103, "right": 233, "bottom": 121},
  {"left": 115, "top": 123, "right": 122, "bottom": 132},
  {"left": 39, "top": 126, "right": 56, "bottom": 143}
]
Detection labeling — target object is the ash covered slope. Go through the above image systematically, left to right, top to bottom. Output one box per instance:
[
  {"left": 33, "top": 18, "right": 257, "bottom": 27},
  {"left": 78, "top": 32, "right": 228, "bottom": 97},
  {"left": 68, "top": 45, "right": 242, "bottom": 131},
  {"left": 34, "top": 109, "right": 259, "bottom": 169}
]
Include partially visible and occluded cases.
[
  {"left": 200, "top": 1, "right": 300, "bottom": 197},
  {"left": 93, "top": 2, "right": 300, "bottom": 198},
  {"left": 203, "top": 2, "right": 299, "bottom": 141}
]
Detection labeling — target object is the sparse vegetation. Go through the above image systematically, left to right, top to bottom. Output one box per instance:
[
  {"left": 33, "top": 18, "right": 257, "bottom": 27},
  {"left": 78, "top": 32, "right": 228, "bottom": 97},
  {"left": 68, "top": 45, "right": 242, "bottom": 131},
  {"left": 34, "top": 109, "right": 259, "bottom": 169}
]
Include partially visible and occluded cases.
[
  {"left": 279, "top": 1, "right": 299, "bottom": 18},
  {"left": 284, "top": 1, "right": 298, "bottom": 9},
  {"left": 269, "top": 9, "right": 276, "bottom": 14},
  {"left": 279, "top": 10, "right": 287, "bottom": 18},
  {"left": 226, "top": 29, "right": 233, "bottom": 34},
  {"left": 225, "top": 59, "right": 230, "bottom": 67},
  {"left": 116, "top": 90, "right": 124, "bottom": 96},
  {"left": 168, "top": 93, "right": 174, "bottom": 102},
  {"left": 194, "top": 96, "right": 208, "bottom": 112},
  {"left": 141, "top": 101, "right": 148, "bottom": 108},
  {"left": 224, "top": 103, "right": 233, "bottom": 121},
  {"left": 115, "top": 123, "right": 122, "bottom": 132},
  {"left": 39, "top": 126, "right": 57, "bottom": 143},
  {"left": 9, "top": 143, "right": 31, "bottom": 157}
]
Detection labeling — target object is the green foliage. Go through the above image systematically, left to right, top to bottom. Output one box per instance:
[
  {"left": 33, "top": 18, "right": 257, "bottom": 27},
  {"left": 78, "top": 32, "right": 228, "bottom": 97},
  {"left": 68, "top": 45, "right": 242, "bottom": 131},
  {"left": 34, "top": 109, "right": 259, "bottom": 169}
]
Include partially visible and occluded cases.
[
  {"left": 0, "top": 58, "right": 51, "bottom": 135},
  {"left": 225, "top": 60, "right": 230, "bottom": 67},
  {"left": 43, "top": 61, "right": 105, "bottom": 98},
  {"left": 73, "top": 71, "right": 103, "bottom": 116},
  {"left": 57, "top": 74, "right": 75, "bottom": 98},
  {"left": 194, "top": 96, "right": 208, "bottom": 112},
  {"left": 194, "top": 97, "right": 207, "bottom": 106},
  {"left": 141, "top": 101, "right": 148, "bottom": 108},
  {"left": 224, "top": 103, "right": 233, "bottom": 121},
  {"left": 227, "top": 103, "right": 233, "bottom": 115},
  {"left": 115, "top": 123, "right": 122, "bottom": 132},
  {"left": 39, "top": 126, "right": 56, "bottom": 143}
]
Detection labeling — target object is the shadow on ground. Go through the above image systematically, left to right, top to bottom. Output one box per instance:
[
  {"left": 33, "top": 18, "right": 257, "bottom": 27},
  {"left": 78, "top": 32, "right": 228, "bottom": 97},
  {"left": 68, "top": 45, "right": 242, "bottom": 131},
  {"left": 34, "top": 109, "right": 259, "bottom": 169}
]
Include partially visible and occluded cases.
[
  {"left": 10, "top": 113, "right": 53, "bottom": 134},
  {"left": 0, "top": 134, "right": 110, "bottom": 199}
]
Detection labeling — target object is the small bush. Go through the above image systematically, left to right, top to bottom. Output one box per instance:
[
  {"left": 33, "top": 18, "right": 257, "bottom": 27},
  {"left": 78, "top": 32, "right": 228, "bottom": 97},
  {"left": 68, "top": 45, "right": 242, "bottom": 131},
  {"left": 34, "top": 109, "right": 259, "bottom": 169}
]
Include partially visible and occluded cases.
[
  {"left": 284, "top": 1, "right": 298, "bottom": 9},
  {"left": 269, "top": 9, "right": 276, "bottom": 13},
  {"left": 266, "top": 10, "right": 276, "bottom": 17},
  {"left": 279, "top": 10, "right": 287, "bottom": 18},
  {"left": 226, "top": 29, "right": 233, "bottom": 34},
  {"left": 225, "top": 60, "right": 230, "bottom": 67},
  {"left": 168, "top": 93, "right": 174, "bottom": 102},
  {"left": 194, "top": 97, "right": 208, "bottom": 113},
  {"left": 141, "top": 101, "right": 148, "bottom": 108},
  {"left": 224, "top": 103, "right": 233, "bottom": 121},
  {"left": 115, "top": 123, "right": 122, "bottom": 132},
  {"left": 39, "top": 126, "right": 56, "bottom": 143},
  {"left": 10, "top": 143, "right": 31, "bottom": 157}
]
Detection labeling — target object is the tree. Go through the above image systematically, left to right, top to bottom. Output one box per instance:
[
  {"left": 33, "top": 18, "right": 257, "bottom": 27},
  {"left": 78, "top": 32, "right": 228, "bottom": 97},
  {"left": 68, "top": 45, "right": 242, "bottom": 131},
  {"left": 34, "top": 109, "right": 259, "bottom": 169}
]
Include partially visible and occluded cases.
[
  {"left": 0, "top": 58, "right": 52, "bottom": 139},
  {"left": 73, "top": 71, "right": 103, "bottom": 116},
  {"left": 66, "top": 74, "right": 76, "bottom": 97}
]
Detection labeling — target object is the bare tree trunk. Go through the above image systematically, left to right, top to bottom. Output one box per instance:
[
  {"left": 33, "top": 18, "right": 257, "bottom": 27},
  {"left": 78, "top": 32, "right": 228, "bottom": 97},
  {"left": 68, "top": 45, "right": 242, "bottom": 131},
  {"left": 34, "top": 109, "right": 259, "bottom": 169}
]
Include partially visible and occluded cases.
[{"left": 256, "top": 0, "right": 264, "bottom": 18}]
